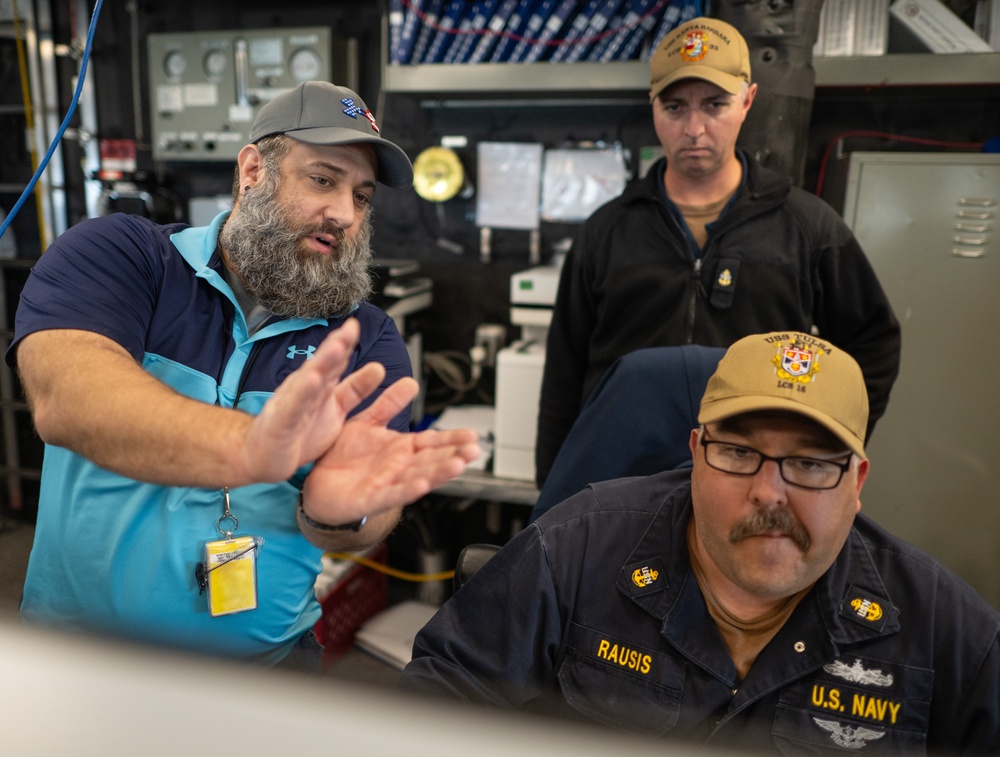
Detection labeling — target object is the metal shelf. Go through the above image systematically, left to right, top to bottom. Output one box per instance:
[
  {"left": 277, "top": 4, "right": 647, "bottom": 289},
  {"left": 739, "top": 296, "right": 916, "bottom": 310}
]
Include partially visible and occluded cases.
[
  {"left": 383, "top": 52, "right": 1000, "bottom": 96},
  {"left": 814, "top": 52, "right": 1000, "bottom": 87},
  {"left": 384, "top": 60, "right": 649, "bottom": 95}
]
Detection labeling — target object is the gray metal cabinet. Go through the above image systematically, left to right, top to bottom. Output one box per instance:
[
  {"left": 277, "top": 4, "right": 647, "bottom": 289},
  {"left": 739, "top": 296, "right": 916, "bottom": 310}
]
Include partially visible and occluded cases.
[{"left": 842, "top": 151, "right": 1000, "bottom": 609}]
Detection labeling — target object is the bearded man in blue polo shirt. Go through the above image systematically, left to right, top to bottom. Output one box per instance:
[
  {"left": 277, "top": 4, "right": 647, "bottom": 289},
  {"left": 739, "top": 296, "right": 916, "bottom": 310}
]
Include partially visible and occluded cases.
[{"left": 8, "top": 82, "right": 479, "bottom": 667}]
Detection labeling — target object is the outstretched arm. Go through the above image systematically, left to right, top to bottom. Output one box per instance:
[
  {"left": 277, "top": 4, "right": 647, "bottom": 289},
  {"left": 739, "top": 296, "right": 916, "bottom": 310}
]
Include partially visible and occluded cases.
[
  {"left": 16, "top": 320, "right": 479, "bottom": 520},
  {"left": 18, "top": 326, "right": 261, "bottom": 487}
]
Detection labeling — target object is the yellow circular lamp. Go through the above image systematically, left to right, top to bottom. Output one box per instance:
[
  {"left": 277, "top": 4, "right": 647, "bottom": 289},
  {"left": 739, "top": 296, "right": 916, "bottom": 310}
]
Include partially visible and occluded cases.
[{"left": 412, "top": 146, "right": 466, "bottom": 202}]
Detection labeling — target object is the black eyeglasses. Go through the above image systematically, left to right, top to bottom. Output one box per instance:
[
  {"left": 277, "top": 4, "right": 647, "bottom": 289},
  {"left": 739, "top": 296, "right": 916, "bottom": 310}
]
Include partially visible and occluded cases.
[{"left": 700, "top": 435, "right": 852, "bottom": 490}]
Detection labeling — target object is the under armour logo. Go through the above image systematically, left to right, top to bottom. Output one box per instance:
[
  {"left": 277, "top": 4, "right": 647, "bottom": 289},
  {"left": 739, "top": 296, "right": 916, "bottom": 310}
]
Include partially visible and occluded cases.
[
  {"left": 341, "top": 97, "right": 380, "bottom": 133},
  {"left": 287, "top": 345, "right": 317, "bottom": 360}
]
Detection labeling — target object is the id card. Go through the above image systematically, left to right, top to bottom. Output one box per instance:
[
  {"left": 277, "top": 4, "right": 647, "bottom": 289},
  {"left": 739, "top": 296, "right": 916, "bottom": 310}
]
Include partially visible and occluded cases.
[{"left": 203, "top": 535, "right": 259, "bottom": 617}]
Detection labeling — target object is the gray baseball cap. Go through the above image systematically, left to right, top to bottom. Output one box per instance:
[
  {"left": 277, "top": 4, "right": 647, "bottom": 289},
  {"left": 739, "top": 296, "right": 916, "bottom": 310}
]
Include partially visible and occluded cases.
[{"left": 249, "top": 81, "right": 413, "bottom": 190}]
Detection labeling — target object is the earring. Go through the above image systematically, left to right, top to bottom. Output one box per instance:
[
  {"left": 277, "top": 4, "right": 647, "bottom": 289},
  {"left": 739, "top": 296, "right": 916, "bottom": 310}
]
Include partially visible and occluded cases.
[{"left": 244, "top": 185, "right": 250, "bottom": 193}]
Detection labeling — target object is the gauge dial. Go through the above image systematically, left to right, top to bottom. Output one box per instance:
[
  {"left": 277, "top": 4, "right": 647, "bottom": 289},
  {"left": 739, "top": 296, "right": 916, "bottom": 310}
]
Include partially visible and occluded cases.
[
  {"left": 289, "top": 48, "right": 322, "bottom": 81},
  {"left": 204, "top": 49, "right": 227, "bottom": 77},
  {"left": 163, "top": 50, "right": 187, "bottom": 78}
]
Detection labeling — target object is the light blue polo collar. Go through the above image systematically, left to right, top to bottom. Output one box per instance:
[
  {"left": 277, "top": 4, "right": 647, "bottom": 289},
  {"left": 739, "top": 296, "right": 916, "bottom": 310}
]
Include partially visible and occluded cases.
[
  {"left": 171, "top": 210, "right": 230, "bottom": 269},
  {"left": 168, "top": 211, "right": 330, "bottom": 342}
]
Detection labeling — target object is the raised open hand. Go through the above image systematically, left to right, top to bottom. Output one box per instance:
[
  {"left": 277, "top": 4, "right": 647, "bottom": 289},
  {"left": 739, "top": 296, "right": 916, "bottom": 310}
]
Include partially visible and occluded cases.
[{"left": 300, "top": 374, "right": 481, "bottom": 525}]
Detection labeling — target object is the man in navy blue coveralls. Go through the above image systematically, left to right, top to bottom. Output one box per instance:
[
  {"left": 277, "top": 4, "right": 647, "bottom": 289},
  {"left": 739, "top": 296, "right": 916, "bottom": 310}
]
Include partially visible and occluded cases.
[{"left": 404, "top": 331, "right": 1000, "bottom": 754}]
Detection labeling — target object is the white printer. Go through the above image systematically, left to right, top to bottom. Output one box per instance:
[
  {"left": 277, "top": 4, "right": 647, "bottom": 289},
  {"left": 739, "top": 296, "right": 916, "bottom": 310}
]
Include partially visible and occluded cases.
[{"left": 492, "top": 265, "right": 560, "bottom": 481}]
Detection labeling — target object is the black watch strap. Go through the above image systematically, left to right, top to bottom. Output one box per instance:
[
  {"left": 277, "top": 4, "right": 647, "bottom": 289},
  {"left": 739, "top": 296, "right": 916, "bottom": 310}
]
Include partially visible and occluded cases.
[{"left": 297, "top": 494, "right": 366, "bottom": 532}]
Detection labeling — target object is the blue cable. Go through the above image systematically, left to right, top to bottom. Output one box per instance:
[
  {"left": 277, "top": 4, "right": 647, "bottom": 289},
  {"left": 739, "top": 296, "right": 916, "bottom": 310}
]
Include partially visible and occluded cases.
[{"left": 0, "top": 0, "right": 105, "bottom": 244}]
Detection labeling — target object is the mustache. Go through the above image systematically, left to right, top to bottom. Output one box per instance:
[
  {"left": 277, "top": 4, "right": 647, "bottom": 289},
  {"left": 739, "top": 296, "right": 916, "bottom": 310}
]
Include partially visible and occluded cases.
[
  {"left": 304, "top": 222, "right": 346, "bottom": 243},
  {"left": 730, "top": 509, "right": 810, "bottom": 551}
]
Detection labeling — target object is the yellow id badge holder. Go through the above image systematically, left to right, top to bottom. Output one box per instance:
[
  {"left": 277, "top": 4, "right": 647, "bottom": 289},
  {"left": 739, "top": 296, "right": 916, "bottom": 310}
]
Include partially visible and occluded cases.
[
  {"left": 196, "top": 488, "right": 263, "bottom": 617},
  {"left": 203, "top": 535, "right": 259, "bottom": 616}
]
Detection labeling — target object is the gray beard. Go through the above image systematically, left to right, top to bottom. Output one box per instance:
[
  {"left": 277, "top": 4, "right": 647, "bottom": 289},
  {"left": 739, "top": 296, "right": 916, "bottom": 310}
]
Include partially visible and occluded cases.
[{"left": 218, "top": 183, "right": 373, "bottom": 319}]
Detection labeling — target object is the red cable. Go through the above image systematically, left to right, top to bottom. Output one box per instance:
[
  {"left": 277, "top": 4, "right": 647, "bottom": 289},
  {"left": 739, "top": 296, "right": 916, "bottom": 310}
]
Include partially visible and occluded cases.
[{"left": 815, "top": 130, "right": 984, "bottom": 196}]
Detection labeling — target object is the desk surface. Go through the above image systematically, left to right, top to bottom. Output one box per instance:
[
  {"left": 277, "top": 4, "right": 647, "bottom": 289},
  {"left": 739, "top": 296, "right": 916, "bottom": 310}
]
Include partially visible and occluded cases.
[
  {"left": 433, "top": 469, "right": 539, "bottom": 506},
  {"left": 325, "top": 646, "right": 403, "bottom": 687}
]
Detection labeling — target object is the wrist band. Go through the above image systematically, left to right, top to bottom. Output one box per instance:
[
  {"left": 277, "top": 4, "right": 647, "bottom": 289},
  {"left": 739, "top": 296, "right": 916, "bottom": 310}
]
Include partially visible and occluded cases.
[{"left": 297, "top": 494, "right": 366, "bottom": 532}]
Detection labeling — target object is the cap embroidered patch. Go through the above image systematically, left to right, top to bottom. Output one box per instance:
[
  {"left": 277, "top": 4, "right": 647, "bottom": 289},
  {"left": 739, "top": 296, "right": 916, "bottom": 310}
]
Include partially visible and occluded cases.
[
  {"left": 680, "top": 30, "right": 709, "bottom": 62},
  {"left": 774, "top": 340, "right": 820, "bottom": 384}
]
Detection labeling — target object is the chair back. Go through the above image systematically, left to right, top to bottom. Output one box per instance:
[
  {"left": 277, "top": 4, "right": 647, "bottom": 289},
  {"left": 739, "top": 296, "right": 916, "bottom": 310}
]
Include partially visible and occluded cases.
[
  {"left": 530, "top": 345, "right": 724, "bottom": 522},
  {"left": 453, "top": 543, "right": 502, "bottom": 592}
]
